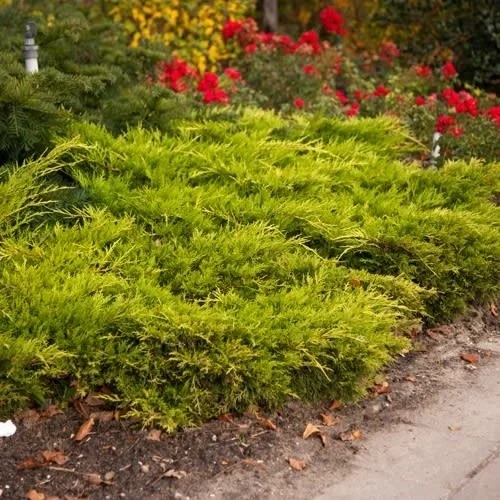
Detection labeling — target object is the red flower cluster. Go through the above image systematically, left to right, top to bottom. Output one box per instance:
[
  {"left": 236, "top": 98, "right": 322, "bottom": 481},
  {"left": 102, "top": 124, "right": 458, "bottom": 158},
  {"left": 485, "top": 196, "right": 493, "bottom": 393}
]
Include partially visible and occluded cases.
[
  {"left": 319, "top": 6, "right": 347, "bottom": 36},
  {"left": 222, "top": 20, "right": 244, "bottom": 41},
  {"left": 298, "top": 31, "right": 322, "bottom": 54},
  {"left": 379, "top": 40, "right": 400, "bottom": 67},
  {"left": 159, "top": 58, "right": 197, "bottom": 92},
  {"left": 442, "top": 61, "right": 457, "bottom": 79},
  {"left": 303, "top": 64, "right": 320, "bottom": 75},
  {"left": 415, "top": 65, "right": 431, "bottom": 77},
  {"left": 224, "top": 68, "right": 241, "bottom": 80},
  {"left": 197, "top": 72, "right": 229, "bottom": 104},
  {"left": 372, "top": 85, "right": 391, "bottom": 97},
  {"left": 441, "top": 88, "right": 478, "bottom": 116},
  {"left": 294, "top": 98, "right": 304, "bottom": 108},
  {"left": 488, "top": 106, "right": 500, "bottom": 126},
  {"left": 436, "top": 115, "right": 456, "bottom": 133}
]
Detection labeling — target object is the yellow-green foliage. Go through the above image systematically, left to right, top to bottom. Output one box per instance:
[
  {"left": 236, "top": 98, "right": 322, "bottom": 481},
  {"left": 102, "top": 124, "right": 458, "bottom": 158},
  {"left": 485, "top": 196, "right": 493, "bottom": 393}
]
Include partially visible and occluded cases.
[
  {"left": 107, "top": 0, "right": 254, "bottom": 72},
  {"left": 0, "top": 112, "right": 498, "bottom": 428}
]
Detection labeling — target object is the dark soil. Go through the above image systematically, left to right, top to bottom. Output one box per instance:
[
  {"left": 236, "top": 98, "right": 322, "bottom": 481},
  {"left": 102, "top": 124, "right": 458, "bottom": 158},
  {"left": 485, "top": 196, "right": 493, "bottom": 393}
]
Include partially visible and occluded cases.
[{"left": 1, "top": 306, "right": 498, "bottom": 500}]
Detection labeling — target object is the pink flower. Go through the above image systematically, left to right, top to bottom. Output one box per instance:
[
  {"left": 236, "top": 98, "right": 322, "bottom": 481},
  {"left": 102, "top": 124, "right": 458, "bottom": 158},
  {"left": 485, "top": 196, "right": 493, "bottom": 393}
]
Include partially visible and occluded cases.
[
  {"left": 319, "top": 6, "right": 347, "bottom": 36},
  {"left": 442, "top": 61, "right": 457, "bottom": 79},
  {"left": 224, "top": 68, "right": 242, "bottom": 80},
  {"left": 335, "top": 90, "right": 349, "bottom": 105},
  {"left": 415, "top": 96, "right": 426, "bottom": 106},
  {"left": 294, "top": 98, "right": 304, "bottom": 108}
]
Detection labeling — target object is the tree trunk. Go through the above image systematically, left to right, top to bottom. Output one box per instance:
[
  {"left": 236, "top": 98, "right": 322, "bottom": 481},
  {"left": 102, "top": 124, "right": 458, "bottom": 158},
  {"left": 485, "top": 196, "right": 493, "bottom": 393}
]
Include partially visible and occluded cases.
[{"left": 262, "top": 0, "right": 278, "bottom": 32}]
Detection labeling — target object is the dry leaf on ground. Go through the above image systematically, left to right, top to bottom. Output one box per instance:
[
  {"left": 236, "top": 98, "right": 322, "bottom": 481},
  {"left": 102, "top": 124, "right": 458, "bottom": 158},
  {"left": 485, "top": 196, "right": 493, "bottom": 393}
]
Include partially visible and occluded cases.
[
  {"left": 489, "top": 302, "right": 498, "bottom": 317},
  {"left": 461, "top": 353, "right": 479, "bottom": 364},
  {"left": 404, "top": 375, "right": 417, "bottom": 382},
  {"left": 371, "top": 382, "right": 392, "bottom": 396},
  {"left": 329, "top": 400, "right": 343, "bottom": 410},
  {"left": 39, "top": 406, "right": 64, "bottom": 418},
  {"left": 89, "top": 411, "right": 114, "bottom": 423},
  {"left": 218, "top": 413, "right": 234, "bottom": 423},
  {"left": 320, "top": 413, "right": 337, "bottom": 426},
  {"left": 74, "top": 417, "right": 94, "bottom": 441},
  {"left": 257, "top": 417, "right": 279, "bottom": 431},
  {"left": 302, "top": 423, "right": 320, "bottom": 440},
  {"left": 448, "top": 424, "right": 462, "bottom": 431},
  {"left": 146, "top": 429, "right": 162, "bottom": 441},
  {"left": 339, "top": 429, "right": 363, "bottom": 441},
  {"left": 41, "top": 450, "right": 69, "bottom": 466},
  {"left": 16, "top": 456, "right": 45, "bottom": 470},
  {"left": 288, "top": 457, "right": 306, "bottom": 471},
  {"left": 163, "top": 469, "right": 187, "bottom": 479},
  {"left": 85, "top": 473, "right": 103, "bottom": 486},
  {"left": 26, "top": 490, "right": 45, "bottom": 500}
]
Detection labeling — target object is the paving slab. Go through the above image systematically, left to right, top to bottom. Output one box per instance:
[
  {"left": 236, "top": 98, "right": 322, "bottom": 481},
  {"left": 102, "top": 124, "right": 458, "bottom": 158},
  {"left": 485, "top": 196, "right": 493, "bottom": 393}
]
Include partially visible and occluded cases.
[{"left": 316, "top": 358, "right": 500, "bottom": 500}]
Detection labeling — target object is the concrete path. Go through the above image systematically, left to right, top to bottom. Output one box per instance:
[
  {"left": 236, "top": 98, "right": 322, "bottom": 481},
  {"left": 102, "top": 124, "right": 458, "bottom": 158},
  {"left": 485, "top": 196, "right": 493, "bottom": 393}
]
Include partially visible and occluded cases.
[{"left": 316, "top": 340, "right": 500, "bottom": 500}]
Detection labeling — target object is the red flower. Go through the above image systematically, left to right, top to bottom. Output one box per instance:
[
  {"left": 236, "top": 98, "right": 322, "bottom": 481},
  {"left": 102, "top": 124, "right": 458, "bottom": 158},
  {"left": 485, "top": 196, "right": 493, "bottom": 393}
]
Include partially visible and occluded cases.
[
  {"left": 319, "top": 6, "right": 347, "bottom": 36},
  {"left": 222, "top": 20, "right": 244, "bottom": 40},
  {"left": 299, "top": 31, "right": 322, "bottom": 54},
  {"left": 379, "top": 40, "right": 400, "bottom": 66},
  {"left": 244, "top": 43, "right": 257, "bottom": 55},
  {"left": 159, "top": 58, "right": 196, "bottom": 93},
  {"left": 442, "top": 61, "right": 457, "bottom": 79},
  {"left": 303, "top": 64, "right": 320, "bottom": 75},
  {"left": 415, "top": 65, "right": 431, "bottom": 77},
  {"left": 224, "top": 68, "right": 242, "bottom": 80},
  {"left": 197, "top": 72, "right": 219, "bottom": 92},
  {"left": 372, "top": 85, "right": 391, "bottom": 97},
  {"left": 441, "top": 88, "right": 461, "bottom": 107},
  {"left": 203, "top": 89, "right": 229, "bottom": 105},
  {"left": 335, "top": 90, "right": 349, "bottom": 105},
  {"left": 354, "top": 90, "right": 367, "bottom": 101},
  {"left": 415, "top": 96, "right": 426, "bottom": 106},
  {"left": 294, "top": 98, "right": 304, "bottom": 108},
  {"left": 346, "top": 102, "right": 360, "bottom": 117},
  {"left": 488, "top": 106, "right": 500, "bottom": 126},
  {"left": 436, "top": 115, "right": 456, "bottom": 133},
  {"left": 451, "top": 127, "right": 463, "bottom": 137}
]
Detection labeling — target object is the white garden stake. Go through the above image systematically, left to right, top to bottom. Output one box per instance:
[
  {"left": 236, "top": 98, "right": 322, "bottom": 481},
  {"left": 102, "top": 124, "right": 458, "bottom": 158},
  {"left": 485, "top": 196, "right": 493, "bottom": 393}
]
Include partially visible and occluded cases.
[
  {"left": 24, "top": 21, "right": 39, "bottom": 74},
  {"left": 430, "top": 131, "right": 441, "bottom": 170}
]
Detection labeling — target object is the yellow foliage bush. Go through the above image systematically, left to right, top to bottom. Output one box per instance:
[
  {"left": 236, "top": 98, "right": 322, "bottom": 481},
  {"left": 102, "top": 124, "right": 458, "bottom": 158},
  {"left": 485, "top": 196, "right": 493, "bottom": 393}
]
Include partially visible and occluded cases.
[{"left": 107, "top": 0, "right": 255, "bottom": 72}]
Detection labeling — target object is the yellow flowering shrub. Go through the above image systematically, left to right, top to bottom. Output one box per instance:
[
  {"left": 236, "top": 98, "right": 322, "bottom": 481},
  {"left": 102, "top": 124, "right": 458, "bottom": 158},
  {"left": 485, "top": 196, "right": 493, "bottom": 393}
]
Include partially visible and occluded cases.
[{"left": 107, "top": 0, "right": 255, "bottom": 72}]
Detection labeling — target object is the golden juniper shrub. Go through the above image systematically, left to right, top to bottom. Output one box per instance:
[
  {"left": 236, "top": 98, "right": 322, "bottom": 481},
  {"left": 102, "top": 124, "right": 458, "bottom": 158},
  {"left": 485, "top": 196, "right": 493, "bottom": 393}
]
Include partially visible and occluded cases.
[{"left": 107, "top": 0, "right": 254, "bottom": 72}]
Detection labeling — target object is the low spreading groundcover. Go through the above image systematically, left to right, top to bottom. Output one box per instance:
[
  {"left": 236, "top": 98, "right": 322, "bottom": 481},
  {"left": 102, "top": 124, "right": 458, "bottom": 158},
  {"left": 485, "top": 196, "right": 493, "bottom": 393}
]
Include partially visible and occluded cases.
[{"left": 0, "top": 110, "right": 498, "bottom": 429}]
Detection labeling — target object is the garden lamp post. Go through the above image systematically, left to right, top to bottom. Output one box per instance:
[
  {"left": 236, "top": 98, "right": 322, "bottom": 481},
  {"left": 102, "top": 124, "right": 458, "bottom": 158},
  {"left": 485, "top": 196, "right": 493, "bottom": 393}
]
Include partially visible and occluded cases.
[{"left": 24, "top": 21, "right": 38, "bottom": 73}]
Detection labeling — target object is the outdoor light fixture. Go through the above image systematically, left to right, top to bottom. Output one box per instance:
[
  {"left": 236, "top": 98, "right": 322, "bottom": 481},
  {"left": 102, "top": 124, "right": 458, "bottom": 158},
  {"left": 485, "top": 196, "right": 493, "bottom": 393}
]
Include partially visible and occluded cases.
[{"left": 24, "top": 21, "right": 38, "bottom": 73}]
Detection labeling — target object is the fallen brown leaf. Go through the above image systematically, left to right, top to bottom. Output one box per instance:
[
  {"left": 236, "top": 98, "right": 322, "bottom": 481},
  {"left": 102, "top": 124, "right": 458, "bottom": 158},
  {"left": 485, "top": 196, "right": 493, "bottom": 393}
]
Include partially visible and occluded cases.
[
  {"left": 489, "top": 302, "right": 498, "bottom": 317},
  {"left": 461, "top": 353, "right": 479, "bottom": 364},
  {"left": 404, "top": 375, "right": 417, "bottom": 383},
  {"left": 371, "top": 382, "right": 392, "bottom": 396},
  {"left": 84, "top": 394, "right": 106, "bottom": 407},
  {"left": 72, "top": 400, "right": 89, "bottom": 419},
  {"left": 329, "top": 400, "right": 343, "bottom": 410},
  {"left": 39, "top": 405, "right": 64, "bottom": 418},
  {"left": 16, "top": 409, "right": 40, "bottom": 425},
  {"left": 89, "top": 411, "right": 114, "bottom": 423},
  {"left": 218, "top": 413, "right": 234, "bottom": 423},
  {"left": 320, "top": 413, "right": 337, "bottom": 426},
  {"left": 74, "top": 417, "right": 94, "bottom": 441},
  {"left": 257, "top": 417, "right": 279, "bottom": 431},
  {"left": 302, "top": 423, "right": 321, "bottom": 440},
  {"left": 448, "top": 424, "right": 462, "bottom": 431},
  {"left": 146, "top": 429, "right": 162, "bottom": 441},
  {"left": 339, "top": 429, "right": 363, "bottom": 441},
  {"left": 319, "top": 432, "right": 328, "bottom": 447},
  {"left": 41, "top": 450, "right": 69, "bottom": 466},
  {"left": 16, "top": 456, "right": 45, "bottom": 470},
  {"left": 287, "top": 457, "right": 306, "bottom": 471},
  {"left": 163, "top": 469, "right": 187, "bottom": 479},
  {"left": 104, "top": 471, "right": 115, "bottom": 482},
  {"left": 85, "top": 473, "right": 103, "bottom": 486},
  {"left": 26, "top": 490, "right": 45, "bottom": 500},
  {"left": 47, "top": 496, "right": 62, "bottom": 500}
]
